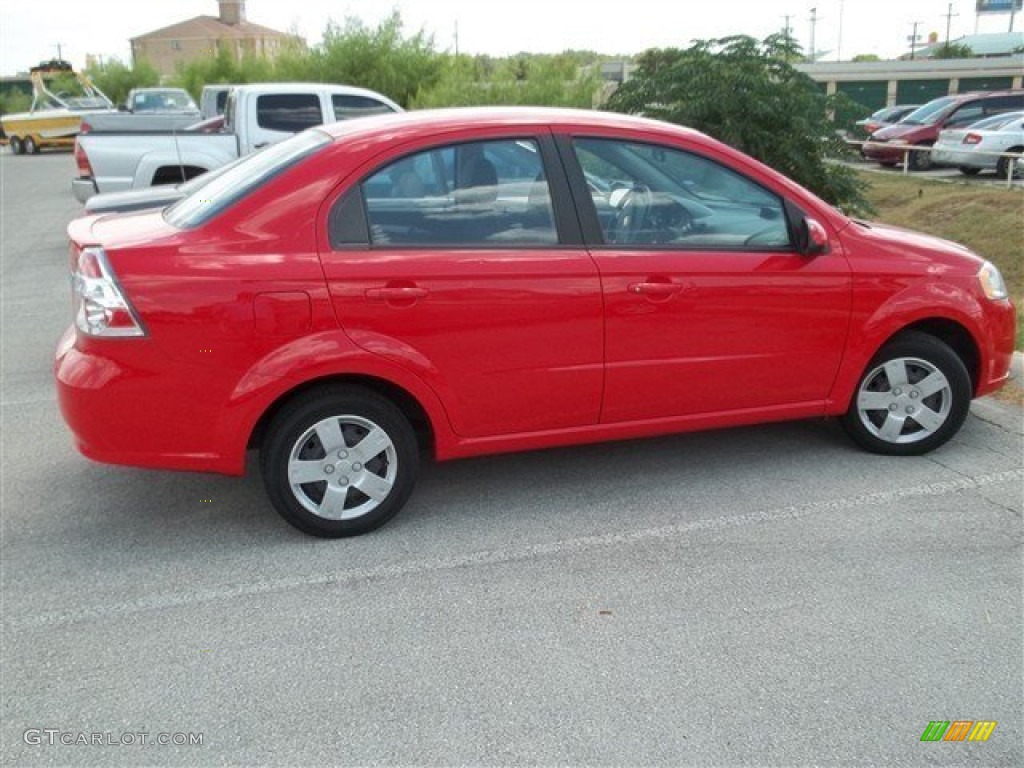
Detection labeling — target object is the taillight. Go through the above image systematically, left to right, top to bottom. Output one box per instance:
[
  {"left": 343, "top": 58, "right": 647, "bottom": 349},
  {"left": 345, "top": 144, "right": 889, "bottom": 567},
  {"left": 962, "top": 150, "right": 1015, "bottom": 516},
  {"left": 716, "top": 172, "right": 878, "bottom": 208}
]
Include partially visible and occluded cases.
[
  {"left": 79, "top": 120, "right": 92, "bottom": 134},
  {"left": 963, "top": 133, "right": 982, "bottom": 145},
  {"left": 74, "top": 139, "right": 92, "bottom": 176},
  {"left": 72, "top": 247, "right": 145, "bottom": 337}
]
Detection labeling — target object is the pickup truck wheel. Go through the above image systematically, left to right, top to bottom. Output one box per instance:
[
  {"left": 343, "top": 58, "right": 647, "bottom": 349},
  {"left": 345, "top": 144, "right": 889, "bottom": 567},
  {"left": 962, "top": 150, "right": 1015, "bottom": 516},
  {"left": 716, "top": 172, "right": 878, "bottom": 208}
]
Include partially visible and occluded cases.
[
  {"left": 8, "top": 136, "right": 23, "bottom": 155},
  {"left": 24, "top": 136, "right": 38, "bottom": 155},
  {"left": 841, "top": 332, "right": 971, "bottom": 456},
  {"left": 261, "top": 387, "right": 419, "bottom": 538}
]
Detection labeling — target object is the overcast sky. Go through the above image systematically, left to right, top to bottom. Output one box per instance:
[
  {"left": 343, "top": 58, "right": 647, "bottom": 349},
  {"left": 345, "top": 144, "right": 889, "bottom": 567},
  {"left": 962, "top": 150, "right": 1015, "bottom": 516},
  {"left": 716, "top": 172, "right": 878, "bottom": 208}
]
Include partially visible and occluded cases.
[{"left": 1, "top": 0, "right": 1020, "bottom": 75}]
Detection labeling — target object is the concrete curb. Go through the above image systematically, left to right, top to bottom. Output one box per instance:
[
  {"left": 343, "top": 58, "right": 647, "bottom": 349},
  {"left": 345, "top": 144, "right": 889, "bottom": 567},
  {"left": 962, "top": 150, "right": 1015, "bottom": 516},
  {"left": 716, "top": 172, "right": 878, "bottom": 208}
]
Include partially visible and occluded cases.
[{"left": 1011, "top": 350, "right": 1023, "bottom": 381}]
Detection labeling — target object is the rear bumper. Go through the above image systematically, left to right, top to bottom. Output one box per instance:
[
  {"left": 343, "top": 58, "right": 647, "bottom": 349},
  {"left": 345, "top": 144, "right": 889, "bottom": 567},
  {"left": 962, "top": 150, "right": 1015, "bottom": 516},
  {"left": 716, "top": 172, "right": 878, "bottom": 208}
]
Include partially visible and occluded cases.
[
  {"left": 71, "top": 177, "right": 97, "bottom": 203},
  {"left": 54, "top": 327, "right": 243, "bottom": 475}
]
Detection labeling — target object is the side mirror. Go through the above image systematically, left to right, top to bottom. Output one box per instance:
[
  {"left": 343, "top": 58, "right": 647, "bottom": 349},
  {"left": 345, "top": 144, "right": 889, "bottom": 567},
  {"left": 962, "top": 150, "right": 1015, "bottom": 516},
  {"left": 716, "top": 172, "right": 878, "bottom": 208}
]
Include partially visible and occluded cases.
[{"left": 797, "top": 216, "right": 830, "bottom": 256}]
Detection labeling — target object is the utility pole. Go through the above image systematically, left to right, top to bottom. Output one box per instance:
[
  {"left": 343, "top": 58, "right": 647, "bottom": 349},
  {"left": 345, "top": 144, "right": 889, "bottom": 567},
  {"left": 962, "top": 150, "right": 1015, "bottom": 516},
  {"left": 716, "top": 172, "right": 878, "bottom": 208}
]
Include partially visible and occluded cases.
[
  {"left": 837, "top": 0, "right": 845, "bottom": 61},
  {"left": 943, "top": 2, "right": 959, "bottom": 46},
  {"left": 809, "top": 7, "right": 818, "bottom": 62},
  {"left": 782, "top": 14, "right": 793, "bottom": 42},
  {"left": 454, "top": 20, "right": 459, "bottom": 57},
  {"left": 908, "top": 21, "right": 922, "bottom": 59},
  {"left": 56, "top": 43, "right": 63, "bottom": 62}
]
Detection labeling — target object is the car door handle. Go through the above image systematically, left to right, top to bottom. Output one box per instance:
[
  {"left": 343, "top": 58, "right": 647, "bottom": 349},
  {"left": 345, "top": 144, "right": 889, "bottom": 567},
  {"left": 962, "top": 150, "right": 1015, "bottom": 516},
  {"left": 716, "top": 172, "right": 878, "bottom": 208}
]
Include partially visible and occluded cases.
[
  {"left": 628, "top": 282, "right": 680, "bottom": 296},
  {"left": 365, "top": 286, "right": 429, "bottom": 301}
]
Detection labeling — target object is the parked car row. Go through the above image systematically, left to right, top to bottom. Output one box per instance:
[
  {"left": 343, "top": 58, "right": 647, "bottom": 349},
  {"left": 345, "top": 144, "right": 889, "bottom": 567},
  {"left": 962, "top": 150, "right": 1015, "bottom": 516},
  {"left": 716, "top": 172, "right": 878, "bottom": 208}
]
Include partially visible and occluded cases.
[
  {"left": 859, "top": 90, "right": 1024, "bottom": 174},
  {"left": 56, "top": 107, "right": 1016, "bottom": 537}
]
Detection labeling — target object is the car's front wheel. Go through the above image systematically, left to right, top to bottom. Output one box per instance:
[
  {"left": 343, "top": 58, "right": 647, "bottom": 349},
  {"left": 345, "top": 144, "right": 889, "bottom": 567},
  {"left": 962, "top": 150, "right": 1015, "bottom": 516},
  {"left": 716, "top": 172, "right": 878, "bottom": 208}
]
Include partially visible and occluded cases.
[
  {"left": 908, "top": 145, "right": 933, "bottom": 172},
  {"left": 842, "top": 332, "right": 971, "bottom": 456},
  {"left": 261, "top": 387, "right": 419, "bottom": 537}
]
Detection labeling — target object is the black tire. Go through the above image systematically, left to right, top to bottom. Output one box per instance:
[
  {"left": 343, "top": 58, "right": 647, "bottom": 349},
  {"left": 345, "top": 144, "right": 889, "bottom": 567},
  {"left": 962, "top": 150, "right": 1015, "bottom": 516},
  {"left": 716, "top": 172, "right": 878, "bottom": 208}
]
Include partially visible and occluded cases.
[
  {"left": 9, "top": 136, "right": 23, "bottom": 155},
  {"left": 23, "top": 136, "right": 38, "bottom": 154},
  {"left": 908, "top": 145, "right": 933, "bottom": 172},
  {"left": 996, "top": 148, "right": 1023, "bottom": 180},
  {"left": 879, "top": 161, "right": 898, "bottom": 168},
  {"left": 957, "top": 166, "right": 981, "bottom": 176},
  {"left": 841, "top": 331, "right": 971, "bottom": 456},
  {"left": 261, "top": 386, "right": 419, "bottom": 537}
]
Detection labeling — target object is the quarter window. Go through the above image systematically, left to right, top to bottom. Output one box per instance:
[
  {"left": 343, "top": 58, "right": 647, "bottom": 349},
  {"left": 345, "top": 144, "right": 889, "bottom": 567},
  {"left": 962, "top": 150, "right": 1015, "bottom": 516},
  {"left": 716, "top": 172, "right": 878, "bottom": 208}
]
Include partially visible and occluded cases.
[
  {"left": 256, "top": 93, "right": 322, "bottom": 133},
  {"left": 331, "top": 94, "right": 396, "bottom": 121},
  {"left": 572, "top": 138, "right": 790, "bottom": 249},
  {"left": 353, "top": 139, "right": 558, "bottom": 247}
]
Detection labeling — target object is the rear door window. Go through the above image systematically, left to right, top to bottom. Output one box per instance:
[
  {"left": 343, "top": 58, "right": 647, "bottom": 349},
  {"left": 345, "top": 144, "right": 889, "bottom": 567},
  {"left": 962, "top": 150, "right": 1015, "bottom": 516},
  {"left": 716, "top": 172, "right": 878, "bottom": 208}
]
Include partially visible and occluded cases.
[{"left": 345, "top": 138, "right": 559, "bottom": 247}]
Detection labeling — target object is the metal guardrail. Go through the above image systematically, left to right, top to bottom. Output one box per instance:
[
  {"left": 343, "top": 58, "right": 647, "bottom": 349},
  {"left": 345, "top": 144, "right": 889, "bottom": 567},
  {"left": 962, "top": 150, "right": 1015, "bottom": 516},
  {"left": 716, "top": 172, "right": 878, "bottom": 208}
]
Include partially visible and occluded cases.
[{"left": 847, "top": 138, "right": 1023, "bottom": 189}]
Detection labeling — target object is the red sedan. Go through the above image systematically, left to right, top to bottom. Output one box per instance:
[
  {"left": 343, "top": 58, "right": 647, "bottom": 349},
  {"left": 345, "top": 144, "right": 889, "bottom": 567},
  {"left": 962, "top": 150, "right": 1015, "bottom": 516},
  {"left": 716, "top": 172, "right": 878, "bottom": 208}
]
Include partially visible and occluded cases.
[{"left": 56, "top": 108, "right": 1017, "bottom": 537}]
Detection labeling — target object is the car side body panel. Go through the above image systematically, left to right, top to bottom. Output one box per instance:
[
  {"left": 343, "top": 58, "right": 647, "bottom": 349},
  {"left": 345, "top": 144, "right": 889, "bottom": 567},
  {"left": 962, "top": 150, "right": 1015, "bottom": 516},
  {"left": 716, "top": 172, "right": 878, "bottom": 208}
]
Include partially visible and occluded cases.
[{"left": 55, "top": 108, "right": 1017, "bottom": 481}]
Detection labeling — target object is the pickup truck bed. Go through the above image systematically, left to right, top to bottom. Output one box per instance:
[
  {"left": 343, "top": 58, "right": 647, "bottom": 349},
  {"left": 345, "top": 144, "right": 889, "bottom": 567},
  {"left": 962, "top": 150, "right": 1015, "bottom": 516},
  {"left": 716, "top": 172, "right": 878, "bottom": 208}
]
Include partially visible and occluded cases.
[{"left": 73, "top": 132, "right": 238, "bottom": 201}]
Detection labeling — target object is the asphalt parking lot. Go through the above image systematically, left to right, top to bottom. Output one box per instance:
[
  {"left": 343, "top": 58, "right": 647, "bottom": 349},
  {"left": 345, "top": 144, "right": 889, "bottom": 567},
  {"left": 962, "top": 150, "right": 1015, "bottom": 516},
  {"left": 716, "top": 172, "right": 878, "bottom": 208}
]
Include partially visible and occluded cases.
[{"left": 1, "top": 152, "right": 1021, "bottom": 765}]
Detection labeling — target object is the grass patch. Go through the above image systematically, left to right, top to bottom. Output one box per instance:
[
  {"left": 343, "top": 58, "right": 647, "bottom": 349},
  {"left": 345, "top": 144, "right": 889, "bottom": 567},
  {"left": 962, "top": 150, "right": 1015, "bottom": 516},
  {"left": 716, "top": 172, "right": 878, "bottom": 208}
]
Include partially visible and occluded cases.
[{"left": 859, "top": 171, "right": 1022, "bottom": 349}]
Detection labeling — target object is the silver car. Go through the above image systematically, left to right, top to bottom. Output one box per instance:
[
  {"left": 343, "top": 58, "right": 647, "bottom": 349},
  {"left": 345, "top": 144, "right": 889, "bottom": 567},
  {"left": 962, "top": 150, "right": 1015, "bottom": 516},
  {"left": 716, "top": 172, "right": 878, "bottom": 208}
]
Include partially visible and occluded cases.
[{"left": 931, "top": 111, "right": 1024, "bottom": 178}]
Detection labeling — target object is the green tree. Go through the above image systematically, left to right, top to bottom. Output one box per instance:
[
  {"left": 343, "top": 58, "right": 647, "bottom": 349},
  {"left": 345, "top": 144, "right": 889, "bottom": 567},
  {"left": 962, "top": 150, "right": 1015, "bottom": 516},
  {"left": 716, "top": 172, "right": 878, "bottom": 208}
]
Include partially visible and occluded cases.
[
  {"left": 309, "top": 12, "right": 444, "bottom": 107},
  {"left": 606, "top": 34, "right": 871, "bottom": 214},
  {"left": 930, "top": 43, "right": 973, "bottom": 59},
  {"left": 414, "top": 53, "right": 600, "bottom": 109},
  {"left": 852, "top": 53, "right": 881, "bottom": 62},
  {"left": 84, "top": 58, "right": 159, "bottom": 104},
  {"left": 0, "top": 89, "right": 32, "bottom": 115}
]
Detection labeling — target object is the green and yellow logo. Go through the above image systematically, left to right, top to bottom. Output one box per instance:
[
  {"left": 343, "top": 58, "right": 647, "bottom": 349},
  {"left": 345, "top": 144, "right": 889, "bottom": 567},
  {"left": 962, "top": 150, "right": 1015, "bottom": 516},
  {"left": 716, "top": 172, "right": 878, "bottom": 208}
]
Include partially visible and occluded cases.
[{"left": 921, "top": 721, "right": 997, "bottom": 742}]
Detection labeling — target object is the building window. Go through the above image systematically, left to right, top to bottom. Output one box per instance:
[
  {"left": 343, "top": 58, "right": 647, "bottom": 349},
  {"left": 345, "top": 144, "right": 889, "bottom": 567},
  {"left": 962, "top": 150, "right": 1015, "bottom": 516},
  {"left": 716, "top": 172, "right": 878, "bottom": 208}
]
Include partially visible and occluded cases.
[{"left": 171, "top": 41, "right": 182, "bottom": 51}]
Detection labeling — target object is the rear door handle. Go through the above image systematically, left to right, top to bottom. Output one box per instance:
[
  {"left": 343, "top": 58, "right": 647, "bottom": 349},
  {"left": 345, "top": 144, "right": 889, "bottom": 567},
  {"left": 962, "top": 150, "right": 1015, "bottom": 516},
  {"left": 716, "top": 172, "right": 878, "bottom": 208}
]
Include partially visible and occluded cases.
[
  {"left": 628, "top": 282, "right": 680, "bottom": 296},
  {"left": 365, "top": 286, "right": 429, "bottom": 301}
]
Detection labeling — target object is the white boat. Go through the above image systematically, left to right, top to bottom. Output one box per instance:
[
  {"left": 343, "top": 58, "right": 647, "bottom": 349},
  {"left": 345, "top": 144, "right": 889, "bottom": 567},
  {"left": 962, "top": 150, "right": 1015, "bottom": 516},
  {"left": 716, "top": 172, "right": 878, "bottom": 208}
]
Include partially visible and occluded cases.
[{"left": 1, "top": 60, "right": 114, "bottom": 154}]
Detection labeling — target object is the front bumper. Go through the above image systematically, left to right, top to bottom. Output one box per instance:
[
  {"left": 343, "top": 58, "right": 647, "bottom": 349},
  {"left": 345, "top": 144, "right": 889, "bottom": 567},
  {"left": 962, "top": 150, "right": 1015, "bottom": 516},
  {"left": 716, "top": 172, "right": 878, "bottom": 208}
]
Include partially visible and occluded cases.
[
  {"left": 862, "top": 142, "right": 912, "bottom": 164},
  {"left": 976, "top": 298, "right": 1018, "bottom": 397}
]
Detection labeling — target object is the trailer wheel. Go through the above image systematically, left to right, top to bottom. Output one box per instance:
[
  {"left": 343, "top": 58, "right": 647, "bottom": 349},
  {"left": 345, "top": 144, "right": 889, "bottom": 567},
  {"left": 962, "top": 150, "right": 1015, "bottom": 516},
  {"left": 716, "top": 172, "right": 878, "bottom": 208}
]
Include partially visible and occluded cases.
[
  {"left": 9, "top": 136, "right": 24, "bottom": 155},
  {"left": 24, "top": 136, "right": 39, "bottom": 155}
]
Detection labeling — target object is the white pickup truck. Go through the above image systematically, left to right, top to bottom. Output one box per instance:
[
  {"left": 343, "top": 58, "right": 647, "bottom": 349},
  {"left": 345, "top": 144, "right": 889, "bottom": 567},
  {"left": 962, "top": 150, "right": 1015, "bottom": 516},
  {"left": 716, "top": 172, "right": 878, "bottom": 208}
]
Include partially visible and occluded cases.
[{"left": 72, "top": 82, "right": 402, "bottom": 202}]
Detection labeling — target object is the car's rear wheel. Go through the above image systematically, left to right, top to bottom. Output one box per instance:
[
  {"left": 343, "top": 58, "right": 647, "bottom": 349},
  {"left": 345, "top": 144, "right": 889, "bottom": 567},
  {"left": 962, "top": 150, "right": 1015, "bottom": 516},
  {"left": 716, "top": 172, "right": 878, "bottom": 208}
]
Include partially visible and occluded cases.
[
  {"left": 8, "top": 136, "right": 23, "bottom": 155},
  {"left": 24, "top": 136, "right": 38, "bottom": 154},
  {"left": 958, "top": 166, "right": 981, "bottom": 176},
  {"left": 842, "top": 332, "right": 971, "bottom": 456},
  {"left": 261, "top": 387, "right": 419, "bottom": 537}
]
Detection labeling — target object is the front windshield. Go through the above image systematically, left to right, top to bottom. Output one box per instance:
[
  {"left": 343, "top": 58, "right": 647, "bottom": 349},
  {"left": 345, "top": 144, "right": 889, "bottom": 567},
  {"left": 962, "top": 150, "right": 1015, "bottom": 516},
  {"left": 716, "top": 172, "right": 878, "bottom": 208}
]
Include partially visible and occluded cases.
[
  {"left": 132, "top": 89, "right": 198, "bottom": 112},
  {"left": 901, "top": 97, "right": 956, "bottom": 126},
  {"left": 164, "top": 130, "right": 330, "bottom": 228}
]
